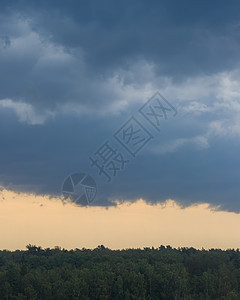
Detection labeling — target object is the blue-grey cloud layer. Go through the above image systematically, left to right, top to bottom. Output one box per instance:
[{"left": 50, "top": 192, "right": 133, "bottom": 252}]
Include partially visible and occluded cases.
[{"left": 0, "top": 0, "right": 240, "bottom": 212}]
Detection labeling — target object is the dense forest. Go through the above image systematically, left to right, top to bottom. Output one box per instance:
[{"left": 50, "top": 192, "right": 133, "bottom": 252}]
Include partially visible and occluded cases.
[{"left": 0, "top": 245, "right": 240, "bottom": 299}]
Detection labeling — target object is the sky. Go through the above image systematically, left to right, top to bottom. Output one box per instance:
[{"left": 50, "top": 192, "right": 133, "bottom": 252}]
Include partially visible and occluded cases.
[
  {"left": 0, "top": 0, "right": 240, "bottom": 249},
  {"left": 1, "top": 190, "right": 240, "bottom": 251}
]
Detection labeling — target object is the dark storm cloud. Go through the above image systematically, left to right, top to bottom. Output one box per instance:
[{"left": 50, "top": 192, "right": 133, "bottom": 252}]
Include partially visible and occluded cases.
[
  {"left": 0, "top": 0, "right": 240, "bottom": 212},
  {"left": 1, "top": 0, "right": 240, "bottom": 110},
  {"left": 19, "top": 0, "right": 240, "bottom": 76},
  {"left": 0, "top": 102, "right": 240, "bottom": 212}
]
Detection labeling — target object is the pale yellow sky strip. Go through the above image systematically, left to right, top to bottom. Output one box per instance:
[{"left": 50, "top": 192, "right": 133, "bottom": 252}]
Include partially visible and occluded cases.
[{"left": 0, "top": 189, "right": 239, "bottom": 250}]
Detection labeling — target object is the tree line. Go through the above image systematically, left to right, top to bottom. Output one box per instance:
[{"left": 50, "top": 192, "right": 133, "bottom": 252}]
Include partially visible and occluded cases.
[{"left": 0, "top": 244, "right": 239, "bottom": 299}]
